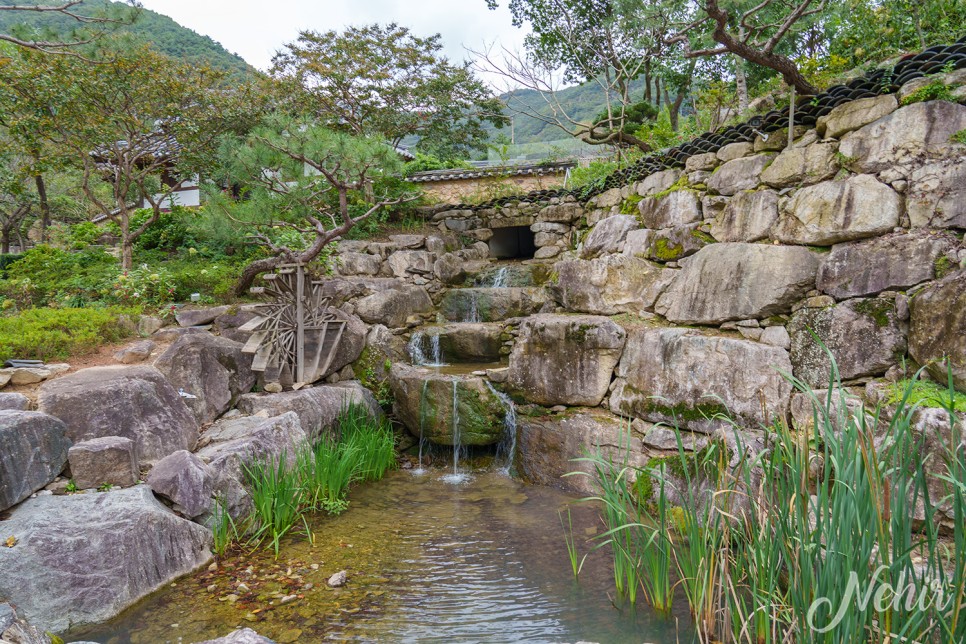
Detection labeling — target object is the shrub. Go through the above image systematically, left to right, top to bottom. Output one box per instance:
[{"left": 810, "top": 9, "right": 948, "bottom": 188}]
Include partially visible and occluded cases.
[
  {"left": 901, "top": 79, "right": 955, "bottom": 105},
  {"left": 0, "top": 246, "right": 118, "bottom": 308},
  {"left": 107, "top": 265, "right": 176, "bottom": 307},
  {"left": 0, "top": 306, "right": 139, "bottom": 362}
]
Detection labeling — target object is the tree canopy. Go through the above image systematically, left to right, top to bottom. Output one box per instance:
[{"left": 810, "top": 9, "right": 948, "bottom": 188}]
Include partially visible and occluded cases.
[{"left": 270, "top": 23, "right": 508, "bottom": 159}]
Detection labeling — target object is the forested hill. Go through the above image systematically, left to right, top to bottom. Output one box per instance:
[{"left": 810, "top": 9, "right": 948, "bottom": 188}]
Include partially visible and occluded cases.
[
  {"left": 0, "top": 0, "right": 255, "bottom": 78},
  {"left": 494, "top": 77, "right": 648, "bottom": 144}
]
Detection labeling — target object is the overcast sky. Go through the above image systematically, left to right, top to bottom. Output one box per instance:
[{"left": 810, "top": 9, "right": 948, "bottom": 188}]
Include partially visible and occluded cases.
[{"left": 138, "top": 0, "right": 528, "bottom": 82}]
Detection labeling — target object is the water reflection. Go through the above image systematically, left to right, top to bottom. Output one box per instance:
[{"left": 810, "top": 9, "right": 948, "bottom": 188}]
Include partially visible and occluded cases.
[{"left": 69, "top": 471, "right": 693, "bottom": 643}]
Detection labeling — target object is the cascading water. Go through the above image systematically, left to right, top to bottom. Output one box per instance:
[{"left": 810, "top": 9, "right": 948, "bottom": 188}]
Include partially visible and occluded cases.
[
  {"left": 488, "top": 266, "right": 509, "bottom": 288},
  {"left": 465, "top": 291, "right": 480, "bottom": 324},
  {"left": 408, "top": 331, "right": 445, "bottom": 367},
  {"left": 442, "top": 378, "right": 467, "bottom": 484},
  {"left": 413, "top": 380, "right": 430, "bottom": 475},
  {"left": 485, "top": 381, "right": 518, "bottom": 473}
]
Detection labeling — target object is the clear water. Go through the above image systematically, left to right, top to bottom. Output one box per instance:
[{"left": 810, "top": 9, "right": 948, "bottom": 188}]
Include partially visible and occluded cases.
[{"left": 67, "top": 471, "right": 694, "bottom": 644}]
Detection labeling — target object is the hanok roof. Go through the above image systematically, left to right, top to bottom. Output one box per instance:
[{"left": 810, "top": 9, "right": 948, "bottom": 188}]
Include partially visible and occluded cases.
[{"left": 406, "top": 161, "right": 575, "bottom": 183}]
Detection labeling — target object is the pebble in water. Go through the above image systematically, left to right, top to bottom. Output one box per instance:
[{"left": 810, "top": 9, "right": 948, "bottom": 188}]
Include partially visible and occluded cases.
[{"left": 327, "top": 570, "right": 347, "bottom": 587}]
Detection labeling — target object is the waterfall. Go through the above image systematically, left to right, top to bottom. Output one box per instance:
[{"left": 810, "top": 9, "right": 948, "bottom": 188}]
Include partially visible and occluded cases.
[
  {"left": 488, "top": 266, "right": 509, "bottom": 288},
  {"left": 464, "top": 291, "right": 480, "bottom": 324},
  {"left": 408, "top": 331, "right": 444, "bottom": 367},
  {"left": 443, "top": 378, "right": 466, "bottom": 483},
  {"left": 414, "top": 380, "right": 430, "bottom": 475},
  {"left": 485, "top": 381, "right": 518, "bottom": 473}
]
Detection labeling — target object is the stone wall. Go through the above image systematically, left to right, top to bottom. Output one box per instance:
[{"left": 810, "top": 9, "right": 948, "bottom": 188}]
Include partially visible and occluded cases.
[{"left": 416, "top": 172, "right": 568, "bottom": 205}]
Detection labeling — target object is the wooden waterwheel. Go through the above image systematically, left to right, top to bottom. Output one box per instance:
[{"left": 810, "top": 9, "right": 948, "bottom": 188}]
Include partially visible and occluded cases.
[{"left": 239, "top": 264, "right": 346, "bottom": 387}]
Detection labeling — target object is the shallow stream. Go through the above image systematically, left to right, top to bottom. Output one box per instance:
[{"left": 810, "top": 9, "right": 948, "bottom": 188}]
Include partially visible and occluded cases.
[{"left": 69, "top": 470, "right": 693, "bottom": 643}]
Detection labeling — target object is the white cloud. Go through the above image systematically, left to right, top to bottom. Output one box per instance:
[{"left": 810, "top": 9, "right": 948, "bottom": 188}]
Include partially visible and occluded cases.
[{"left": 137, "top": 0, "right": 528, "bottom": 83}]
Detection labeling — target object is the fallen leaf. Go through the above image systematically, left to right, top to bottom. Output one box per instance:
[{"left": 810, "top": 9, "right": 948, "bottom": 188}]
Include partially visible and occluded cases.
[{"left": 3, "top": 536, "right": 16, "bottom": 548}]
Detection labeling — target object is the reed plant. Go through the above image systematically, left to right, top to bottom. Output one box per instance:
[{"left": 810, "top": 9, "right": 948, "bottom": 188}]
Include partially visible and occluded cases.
[
  {"left": 569, "top": 358, "right": 966, "bottom": 643},
  {"left": 238, "top": 401, "right": 398, "bottom": 556},
  {"left": 243, "top": 452, "right": 310, "bottom": 556},
  {"left": 209, "top": 496, "right": 242, "bottom": 557}
]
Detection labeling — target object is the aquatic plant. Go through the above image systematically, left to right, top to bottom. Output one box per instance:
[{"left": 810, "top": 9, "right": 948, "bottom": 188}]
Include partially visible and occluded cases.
[
  {"left": 569, "top": 358, "right": 966, "bottom": 642},
  {"left": 241, "top": 402, "right": 398, "bottom": 555},
  {"left": 338, "top": 402, "right": 397, "bottom": 482},
  {"left": 243, "top": 452, "right": 310, "bottom": 556},
  {"left": 210, "top": 497, "right": 241, "bottom": 557},
  {"left": 559, "top": 508, "right": 587, "bottom": 579}
]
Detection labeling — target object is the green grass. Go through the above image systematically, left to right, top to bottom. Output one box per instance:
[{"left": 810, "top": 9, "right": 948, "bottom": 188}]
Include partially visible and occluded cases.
[
  {"left": 0, "top": 306, "right": 140, "bottom": 362},
  {"left": 570, "top": 360, "right": 966, "bottom": 642}
]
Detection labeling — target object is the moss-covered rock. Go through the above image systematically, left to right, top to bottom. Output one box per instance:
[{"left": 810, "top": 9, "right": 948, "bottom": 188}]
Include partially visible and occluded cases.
[{"left": 388, "top": 364, "right": 506, "bottom": 446}]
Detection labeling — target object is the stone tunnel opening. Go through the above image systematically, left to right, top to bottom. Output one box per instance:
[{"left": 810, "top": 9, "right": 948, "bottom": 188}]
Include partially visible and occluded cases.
[{"left": 488, "top": 225, "right": 536, "bottom": 259}]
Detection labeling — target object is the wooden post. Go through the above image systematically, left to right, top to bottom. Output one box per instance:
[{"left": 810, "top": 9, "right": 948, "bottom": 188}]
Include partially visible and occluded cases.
[
  {"left": 787, "top": 84, "right": 796, "bottom": 151},
  {"left": 295, "top": 263, "right": 305, "bottom": 383}
]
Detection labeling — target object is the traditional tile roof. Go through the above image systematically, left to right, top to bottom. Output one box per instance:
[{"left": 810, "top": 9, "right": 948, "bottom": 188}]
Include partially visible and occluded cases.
[{"left": 406, "top": 161, "right": 576, "bottom": 183}]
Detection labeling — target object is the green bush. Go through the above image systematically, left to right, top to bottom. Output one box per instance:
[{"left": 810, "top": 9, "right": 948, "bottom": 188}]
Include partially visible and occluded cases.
[
  {"left": 131, "top": 207, "right": 196, "bottom": 252},
  {"left": 0, "top": 246, "right": 118, "bottom": 308},
  {"left": 162, "top": 258, "right": 245, "bottom": 303},
  {"left": 107, "top": 265, "right": 176, "bottom": 307},
  {"left": 0, "top": 306, "right": 140, "bottom": 362}
]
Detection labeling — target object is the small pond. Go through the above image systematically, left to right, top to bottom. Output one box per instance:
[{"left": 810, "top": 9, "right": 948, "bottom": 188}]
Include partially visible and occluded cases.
[{"left": 68, "top": 470, "right": 694, "bottom": 643}]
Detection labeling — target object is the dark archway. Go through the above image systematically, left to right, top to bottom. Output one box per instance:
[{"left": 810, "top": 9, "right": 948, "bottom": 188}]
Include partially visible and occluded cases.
[{"left": 488, "top": 226, "right": 536, "bottom": 259}]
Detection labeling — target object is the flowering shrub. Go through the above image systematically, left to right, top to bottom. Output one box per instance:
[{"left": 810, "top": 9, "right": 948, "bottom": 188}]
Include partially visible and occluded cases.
[{"left": 109, "top": 265, "right": 176, "bottom": 307}]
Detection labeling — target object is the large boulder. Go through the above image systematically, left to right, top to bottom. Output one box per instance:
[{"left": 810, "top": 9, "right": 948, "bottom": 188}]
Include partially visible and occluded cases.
[
  {"left": 817, "top": 94, "right": 898, "bottom": 139},
  {"left": 839, "top": 101, "right": 966, "bottom": 175},
  {"left": 760, "top": 142, "right": 839, "bottom": 188},
  {"left": 706, "top": 153, "right": 774, "bottom": 196},
  {"left": 906, "top": 156, "right": 966, "bottom": 230},
  {"left": 634, "top": 169, "right": 683, "bottom": 196},
  {"left": 775, "top": 174, "right": 901, "bottom": 245},
  {"left": 709, "top": 189, "right": 780, "bottom": 243},
  {"left": 637, "top": 190, "right": 702, "bottom": 229},
  {"left": 580, "top": 214, "right": 639, "bottom": 259},
  {"left": 623, "top": 224, "right": 711, "bottom": 262},
  {"left": 817, "top": 231, "right": 953, "bottom": 299},
  {"left": 655, "top": 243, "right": 820, "bottom": 324},
  {"left": 386, "top": 250, "right": 436, "bottom": 278},
  {"left": 336, "top": 251, "right": 382, "bottom": 276},
  {"left": 554, "top": 254, "right": 673, "bottom": 315},
  {"left": 909, "top": 270, "right": 966, "bottom": 392},
  {"left": 354, "top": 285, "right": 433, "bottom": 328},
  {"left": 439, "top": 287, "right": 548, "bottom": 323},
  {"left": 789, "top": 298, "right": 906, "bottom": 388},
  {"left": 175, "top": 306, "right": 230, "bottom": 328},
  {"left": 211, "top": 307, "right": 260, "bottom": 344},
  {"left": 321, "top": 309, "right": 368, "bottom": 379},
  {"left": 507, "top": 314, "right": 626, "bottom": 407},
  {"left": 419, "top": 323, "right": 504, "bottom": 363},
  {"left": 609, "top": 327, "right": 793, "bottom": 432},
  {"left": 154, "top": 333, "right": 256, "bottom": 424},
  {"left": 389, "top": 364, "right": 506, "bottom": 446},
  {"left": 37, "top": 365, "right": 198, "bottom": 463},
  {"left": 235, "top": 381, "right": 382, "bottom": 440},
  {"left": 0, "top": 392, "right": 29, "bottom": 411},
  {"left": 516, "top": 409, "right": 661, "bottom": 495},
  {"left": 0, "top": 411, "right": 69, "bottom": 512},
  {"left": 196, "top": 412, "right": 308, "bottom": 521},
  {"left": 67, "top": 436, "right": 138, "bottom": 489},
  {"left": 146, "top": 449, "right": 215, "bottom": 519},
  {"left": 0, "top": 485, "right": 211, "bottom": 633}
]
